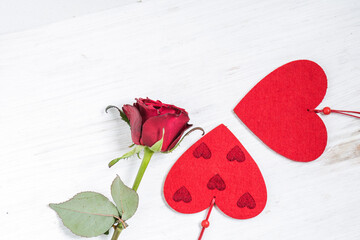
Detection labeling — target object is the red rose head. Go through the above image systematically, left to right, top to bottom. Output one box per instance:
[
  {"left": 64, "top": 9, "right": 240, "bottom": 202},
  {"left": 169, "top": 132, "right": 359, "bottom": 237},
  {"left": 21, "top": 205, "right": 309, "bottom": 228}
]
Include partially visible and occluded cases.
[{"left": 122, "top": 98, "right": 191, "bottom": 151}]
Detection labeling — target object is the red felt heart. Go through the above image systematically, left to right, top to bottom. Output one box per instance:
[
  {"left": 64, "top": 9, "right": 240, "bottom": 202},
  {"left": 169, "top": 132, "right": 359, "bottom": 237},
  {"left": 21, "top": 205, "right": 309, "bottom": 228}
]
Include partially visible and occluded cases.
[
  {"left": 234, "top": 60, "right": 328, "bottom": 162},
  {"left": 164, "top": 124, "right": 267, "bottom": 219}
]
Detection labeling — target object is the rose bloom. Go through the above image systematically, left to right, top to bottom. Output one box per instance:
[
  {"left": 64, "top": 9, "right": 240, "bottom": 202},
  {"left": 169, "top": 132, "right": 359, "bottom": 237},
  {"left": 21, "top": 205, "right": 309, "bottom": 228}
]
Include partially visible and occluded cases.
[{"left": 122, "top": 98, "right": 191, "bottom": 152}]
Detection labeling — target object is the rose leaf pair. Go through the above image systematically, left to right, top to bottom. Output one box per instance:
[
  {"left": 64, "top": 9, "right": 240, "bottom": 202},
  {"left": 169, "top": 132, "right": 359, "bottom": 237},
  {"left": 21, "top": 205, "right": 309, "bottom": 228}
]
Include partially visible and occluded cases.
[{"left": 50, "top": 176, "right": 138, "bottom": 238}]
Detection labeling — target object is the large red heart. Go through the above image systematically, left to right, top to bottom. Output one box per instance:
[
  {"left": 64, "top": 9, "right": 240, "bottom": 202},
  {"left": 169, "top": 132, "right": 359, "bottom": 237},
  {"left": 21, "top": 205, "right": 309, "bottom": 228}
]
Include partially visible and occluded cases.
[
  {"left": 234, "top": 60, "right": 328, "bottom": 162},
  {"left": 163, "top": 124, "right": 267, "bottom": 219}
]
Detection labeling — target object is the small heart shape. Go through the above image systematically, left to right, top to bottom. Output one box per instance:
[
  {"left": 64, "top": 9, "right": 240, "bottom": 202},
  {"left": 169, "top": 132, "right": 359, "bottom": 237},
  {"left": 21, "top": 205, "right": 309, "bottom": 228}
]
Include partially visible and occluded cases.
[
  {"left": 193, "top": 142, "right": 211, "bottom": 159},
  {"left": 227, "top": 145, "right": 245, "bottom": 162},
  {"left": 207, "top": 174, "right": 226, "bottom": 191},
  {"left": 173, "top": 186, "right": 192, "bottom": 203},
  {"left": 237, "top": 192, "right": 256, "bottom": 209}
]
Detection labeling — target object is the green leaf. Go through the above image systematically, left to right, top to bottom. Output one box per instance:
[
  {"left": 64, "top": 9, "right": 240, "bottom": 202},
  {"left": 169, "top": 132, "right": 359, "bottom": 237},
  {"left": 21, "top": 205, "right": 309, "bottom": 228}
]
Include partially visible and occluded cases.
[
  {"left": 119, "top": 110, "right": 130, "bottom": 126},
  {"left": 149, "top": 129, "right": 165, "bottom": 152},
  {"left": 108, "top": 145, "right": 145, "bottom": 167},
  {"left": 111, "top": 175, "right": 139, "bottom": 221},
  {"left": 49, "top": 192, "right": 119, "bottom": 237}
]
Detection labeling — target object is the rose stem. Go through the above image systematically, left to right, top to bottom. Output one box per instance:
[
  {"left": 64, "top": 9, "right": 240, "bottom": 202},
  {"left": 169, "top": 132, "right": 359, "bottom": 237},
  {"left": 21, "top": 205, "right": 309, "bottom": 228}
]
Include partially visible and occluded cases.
[
  {"left": 111, "top": 147, "right": 153, "bottom": 240},
  {"left": 132, "top": 147, "right": 154, "bottom": 192},
  {"left": 111, "top": 225, "right": 123, "bottom": 240}
]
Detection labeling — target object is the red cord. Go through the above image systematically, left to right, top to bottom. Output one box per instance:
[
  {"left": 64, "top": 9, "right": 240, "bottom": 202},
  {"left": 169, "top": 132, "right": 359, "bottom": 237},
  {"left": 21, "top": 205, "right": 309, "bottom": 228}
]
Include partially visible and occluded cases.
[
  {"left": 311, "top": 107, "right": 360, "bottom": 119},
  {"left": 198, "top": 197, "right": 216, "bottom": 240}
]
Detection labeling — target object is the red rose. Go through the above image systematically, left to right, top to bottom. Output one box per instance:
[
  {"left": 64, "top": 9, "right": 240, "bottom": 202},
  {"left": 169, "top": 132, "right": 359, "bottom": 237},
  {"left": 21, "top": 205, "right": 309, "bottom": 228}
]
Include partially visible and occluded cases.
[{"left": 122, "top": 98, "right": 191, "bottom": 151}]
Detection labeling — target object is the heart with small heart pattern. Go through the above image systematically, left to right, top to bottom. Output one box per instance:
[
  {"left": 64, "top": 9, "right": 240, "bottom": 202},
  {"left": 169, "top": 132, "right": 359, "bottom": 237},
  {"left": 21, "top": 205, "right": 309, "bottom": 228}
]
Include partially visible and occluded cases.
[{"left": 164, "top": 124, "right": 267, "bottom": 219}]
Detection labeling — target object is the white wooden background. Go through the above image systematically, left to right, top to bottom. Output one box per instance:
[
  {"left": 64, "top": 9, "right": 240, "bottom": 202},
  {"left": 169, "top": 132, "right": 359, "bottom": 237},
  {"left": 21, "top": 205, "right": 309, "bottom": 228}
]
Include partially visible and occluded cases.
[{"left": 1, "top": 0, "right": 359, "bottom": 239}]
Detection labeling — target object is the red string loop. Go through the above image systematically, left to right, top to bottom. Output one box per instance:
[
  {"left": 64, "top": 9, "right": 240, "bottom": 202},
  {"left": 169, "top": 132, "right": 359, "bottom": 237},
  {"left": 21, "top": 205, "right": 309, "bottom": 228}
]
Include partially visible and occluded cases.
[
  {"left": 310, "top": 107, "right": 360, "bottom": 119},
  {"left": 198, "top": 197, "right": 216, "bottom": 240}
]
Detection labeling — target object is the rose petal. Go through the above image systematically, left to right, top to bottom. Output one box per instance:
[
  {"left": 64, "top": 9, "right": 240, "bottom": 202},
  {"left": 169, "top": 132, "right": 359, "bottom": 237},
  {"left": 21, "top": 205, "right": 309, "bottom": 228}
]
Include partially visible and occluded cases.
[
  {"left": 136, "top": 98, "right": 159, "bottom": 123},
  {"left": 143, "top": 98, "right": 162, "bottom": 107},
  {"left": 161, "top": 103, "right": 186, "bottom": 113},
  {"left": 122, "top": 105, "right": 142, "bottom": 145},
  {"left": 140, "top": 113, "right": 190, "bottom": 151},
  {"left": 167, "top": 123, "right": 192, "bottom": 150}
]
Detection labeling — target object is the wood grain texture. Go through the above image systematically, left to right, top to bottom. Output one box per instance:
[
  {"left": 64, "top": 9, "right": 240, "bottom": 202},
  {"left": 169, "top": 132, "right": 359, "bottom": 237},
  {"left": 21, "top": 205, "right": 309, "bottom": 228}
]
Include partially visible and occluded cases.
[{"left": 0, "top": 0, "right": 359, "bottom": 239}]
